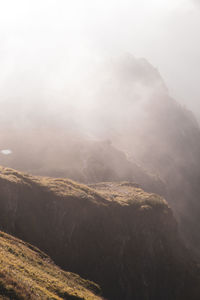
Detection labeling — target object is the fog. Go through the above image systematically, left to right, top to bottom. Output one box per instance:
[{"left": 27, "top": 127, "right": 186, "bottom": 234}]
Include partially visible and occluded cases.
[
  {"left": 0, "top": 0, "right": 200, "bottom": 117},
  {"left": 1, "top": 0, "right": 200, "bottom": 174}
]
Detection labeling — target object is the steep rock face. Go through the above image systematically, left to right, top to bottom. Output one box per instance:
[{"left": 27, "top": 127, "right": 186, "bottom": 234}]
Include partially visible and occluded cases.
[
  {"left": 131, "top": 96, "right": 200, "bottom": 256},
  {"left": 0, "top": 167, "right": 199, "bottom": 300},
  {"left": 0, "top": 230, "right": 101, "bottom": 300}
]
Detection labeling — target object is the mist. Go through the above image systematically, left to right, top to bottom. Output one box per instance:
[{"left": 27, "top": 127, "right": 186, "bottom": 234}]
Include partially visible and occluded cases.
[
  {"left": 0, "top": 0, "right": 199, "bottom": 175},
  {"left": 1, "top": 0, "right": 200, "bottom": 115}
]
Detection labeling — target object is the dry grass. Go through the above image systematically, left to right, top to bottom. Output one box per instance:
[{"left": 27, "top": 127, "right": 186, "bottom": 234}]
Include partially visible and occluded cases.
[
  {"left": 0, "top": 166, "right": 167, "bottom": 210},
  {"left": 0, "top": 231, "right": 102, "bottom": 300}
]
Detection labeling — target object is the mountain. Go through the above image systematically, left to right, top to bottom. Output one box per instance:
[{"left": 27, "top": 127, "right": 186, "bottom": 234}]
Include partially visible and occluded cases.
[
  {"left": 75, "top": 54, "right": 200, "bottom": 257},
  {"left": 1, "top": 55, "right": 200, "bottom": 257},
  {"left": 99, "top": 55, "right": 200, "bottom": 256},
  {"left": 0, "top": 166, "right": 200, "bottom": 300},
  {"left": 0, "top": 230, "right": 101, "bottom": 300}
]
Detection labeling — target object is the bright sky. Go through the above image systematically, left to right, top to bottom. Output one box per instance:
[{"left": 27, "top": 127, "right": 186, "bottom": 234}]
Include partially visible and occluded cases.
[{"left": 0, "top": 0, "right": 200, "bottom": 116}]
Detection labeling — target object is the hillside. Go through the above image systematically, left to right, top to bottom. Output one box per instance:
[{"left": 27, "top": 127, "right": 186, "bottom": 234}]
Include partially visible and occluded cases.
[
  {"left": 0, "top": 166, "right": 200, "bottom": 299},
  {"left": 0, "top": 230, "right": 101, "bottom": 300}
]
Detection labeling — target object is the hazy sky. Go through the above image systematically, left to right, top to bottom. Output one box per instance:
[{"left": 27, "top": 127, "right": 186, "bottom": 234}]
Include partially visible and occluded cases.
[{"left": 0, "top": 0, "right": 200, "bottom": 117}]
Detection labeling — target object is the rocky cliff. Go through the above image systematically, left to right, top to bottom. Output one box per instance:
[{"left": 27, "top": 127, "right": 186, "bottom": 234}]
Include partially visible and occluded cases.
[{"left": 0, "top": 166, "right": 199, "bottom": 300}]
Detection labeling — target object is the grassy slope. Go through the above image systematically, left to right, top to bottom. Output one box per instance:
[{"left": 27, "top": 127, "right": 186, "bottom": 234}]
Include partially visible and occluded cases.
[{"left": 0, "top": 230, "right": 101, "bottom": 300}]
